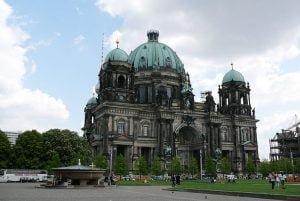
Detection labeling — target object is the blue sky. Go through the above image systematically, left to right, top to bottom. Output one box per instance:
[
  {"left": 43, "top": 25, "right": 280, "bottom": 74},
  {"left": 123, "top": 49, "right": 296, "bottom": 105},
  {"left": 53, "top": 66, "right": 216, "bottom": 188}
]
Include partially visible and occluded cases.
[{"left": 1, "top": 0, "right": 300, "bottom": 160}]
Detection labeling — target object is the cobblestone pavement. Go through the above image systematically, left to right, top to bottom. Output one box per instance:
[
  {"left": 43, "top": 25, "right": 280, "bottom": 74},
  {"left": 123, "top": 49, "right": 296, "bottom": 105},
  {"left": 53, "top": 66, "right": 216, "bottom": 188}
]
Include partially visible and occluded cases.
[{"left": 0, "top": 183, "right": 281, "bottom": 201}]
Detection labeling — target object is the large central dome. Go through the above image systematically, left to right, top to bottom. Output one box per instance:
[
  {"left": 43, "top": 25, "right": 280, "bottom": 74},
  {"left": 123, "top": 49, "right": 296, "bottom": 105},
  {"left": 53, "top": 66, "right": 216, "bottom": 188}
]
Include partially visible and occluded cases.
[{"left": 128, "top": 30, "right": 185, "bottom": 74}]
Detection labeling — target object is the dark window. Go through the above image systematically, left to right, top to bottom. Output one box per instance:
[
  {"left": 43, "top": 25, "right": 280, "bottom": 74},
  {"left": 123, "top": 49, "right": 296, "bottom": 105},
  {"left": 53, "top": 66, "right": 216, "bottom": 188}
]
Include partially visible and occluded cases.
[
  {"left": 118, "top": 75, "right": 125, "bottom": 88},
  {"left": 139, "top": 85, "right": 146, "bottom": 103},
  {"left": 148, "top": 86, "right": 152, "bottom": 103}
]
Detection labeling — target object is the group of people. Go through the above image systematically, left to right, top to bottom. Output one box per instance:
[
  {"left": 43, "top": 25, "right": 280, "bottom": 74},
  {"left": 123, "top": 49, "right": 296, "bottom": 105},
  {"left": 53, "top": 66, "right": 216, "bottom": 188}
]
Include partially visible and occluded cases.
[
  {"left": 269, "top": 172, "right": 286, "bottom": 189},
  {"left": 171, "top": 175, "right": 181, "bottom": 187}
]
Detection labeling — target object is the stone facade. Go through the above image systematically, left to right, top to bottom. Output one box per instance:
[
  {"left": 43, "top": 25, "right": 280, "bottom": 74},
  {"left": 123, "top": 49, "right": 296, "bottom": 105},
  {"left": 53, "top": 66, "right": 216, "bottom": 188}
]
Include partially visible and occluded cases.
[{"left": 83, "top": 31, "right": 259, "bottom": 174}]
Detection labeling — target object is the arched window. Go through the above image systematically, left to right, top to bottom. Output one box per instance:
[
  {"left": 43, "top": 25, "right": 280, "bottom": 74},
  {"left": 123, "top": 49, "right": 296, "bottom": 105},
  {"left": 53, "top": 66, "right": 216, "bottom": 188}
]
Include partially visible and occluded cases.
[
  {"left": 138, "top": 57, "right": 146, "bottom": 69},
  {"left": 117, "top": 75, "right": 125, "bottom": 88},
  {"left": 91, "top": 115, "right": 95, "bottom": 124},
  {"left": 117, "top": 119, "right": 125, "bottom": 134},
  {"left": 142, "top": 125, "right": 149, "bottom": 136}
]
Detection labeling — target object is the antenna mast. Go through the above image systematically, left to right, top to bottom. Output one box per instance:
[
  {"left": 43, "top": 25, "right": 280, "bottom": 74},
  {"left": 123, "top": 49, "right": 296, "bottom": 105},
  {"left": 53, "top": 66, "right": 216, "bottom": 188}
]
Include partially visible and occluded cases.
[{"left": 101, "top": 33, "right": 104, "bottom": 65}]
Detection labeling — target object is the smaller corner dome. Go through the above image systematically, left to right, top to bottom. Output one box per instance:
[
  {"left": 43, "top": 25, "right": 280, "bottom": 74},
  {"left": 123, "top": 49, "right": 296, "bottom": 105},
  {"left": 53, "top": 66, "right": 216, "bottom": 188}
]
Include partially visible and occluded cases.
[
  {"left": 104, "top": 48, "right": 128, "bottom": 63},
  {"left": 222, "top": 69, "right": 245, "bottom": 84},
  {"left": 86, "top": 97, "right": 97, "bottom": 106}
]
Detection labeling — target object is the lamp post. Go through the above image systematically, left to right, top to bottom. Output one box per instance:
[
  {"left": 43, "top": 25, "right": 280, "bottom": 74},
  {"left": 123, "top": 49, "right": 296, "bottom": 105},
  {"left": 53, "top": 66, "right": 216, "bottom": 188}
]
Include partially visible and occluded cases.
[
  {"left": 109, "top": 145, "right": 113, "bottom": 178},
  {"left": 200, "top": 149, "right": 203, "bottom": 180},
  {"left": 290, "top": 151, "right": 295, "bottom": 175}
]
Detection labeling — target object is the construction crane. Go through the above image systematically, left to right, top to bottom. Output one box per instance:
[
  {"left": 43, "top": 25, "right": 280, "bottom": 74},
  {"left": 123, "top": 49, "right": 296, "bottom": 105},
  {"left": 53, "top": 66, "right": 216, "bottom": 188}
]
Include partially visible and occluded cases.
[{"left": 287, "top": 114, "right": 300, "bottom": 130}]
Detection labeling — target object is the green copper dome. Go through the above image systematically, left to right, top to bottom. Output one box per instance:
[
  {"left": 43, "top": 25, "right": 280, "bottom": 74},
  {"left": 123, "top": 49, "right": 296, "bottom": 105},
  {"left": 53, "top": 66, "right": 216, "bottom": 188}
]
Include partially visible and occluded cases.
[
  {"left": 128, "top": 30, "right": 184, "bottom": 74},
  {"left": 104, "top": 48, "right": 128, "bottom": 62},
  {"left": 222, "top": 69, "right": 245, "bottom": 84},
  {"left": 86, "top": 97, "right": 97, "bottom": 106}
]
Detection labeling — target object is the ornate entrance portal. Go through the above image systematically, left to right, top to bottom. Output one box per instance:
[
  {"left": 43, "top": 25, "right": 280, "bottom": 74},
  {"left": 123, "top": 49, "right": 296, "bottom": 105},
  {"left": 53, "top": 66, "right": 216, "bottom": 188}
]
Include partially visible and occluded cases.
[{"left": 176, "top": 126, "right": 202, "bottom": 170}]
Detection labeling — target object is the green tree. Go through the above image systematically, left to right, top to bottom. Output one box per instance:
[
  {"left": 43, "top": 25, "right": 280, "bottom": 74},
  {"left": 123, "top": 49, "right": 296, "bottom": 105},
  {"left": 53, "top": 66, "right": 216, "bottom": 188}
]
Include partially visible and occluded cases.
[
  {"left": 42, "top": 129, "right": 92, "bottom": 166},
  {"left": 0, "top": 130, "right": 11, "bottom": 168},
  {"left": 14, "top": 130, "right": 43, "bottom": 169},
  {"left": 45, "top": 151, "right": 62, "bottom": 173},
  {"left": 95, "top": 152, "right": 108, "bottom": 169},
  {"left": 115, "top": 154, "right": 128, "bottom": 178},
  {"left": 135, "top": 156, "right": 148, "bottom": 176},
  {"left": 151, "top": 156, "right": 163, "bottom": 176},
  {"left": 169, "top": 157, "right": 182, "bottom": 175},
  {"left": 188, "top": 157, "right": 199, "bottom": 178},
  {"left": 205, "top": 157, "right": 216, "bottom": 176},
  {"left": 220, "top": 157, "right": 231, "bottom": 175},
  {"left": 279, "top": 157, "right": 292, "bottom": 173},
  {"left": 294, "top": 158, "right": 300, "bottom": 174},
  {"left": 245, "top": 159, "right": 256, "bottom": 175},
  {"left": 259, "top": 159, "right": 270, "bottom": 177},
  {"left": 270, "top": 160, "right": 280, "bottom": 173}
]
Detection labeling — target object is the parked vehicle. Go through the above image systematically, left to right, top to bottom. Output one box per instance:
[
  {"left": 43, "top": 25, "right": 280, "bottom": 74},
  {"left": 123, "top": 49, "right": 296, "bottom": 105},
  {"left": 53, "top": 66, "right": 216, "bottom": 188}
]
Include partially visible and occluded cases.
[{"left": 0, "top": 169, "right": 47, "bottom": 182}]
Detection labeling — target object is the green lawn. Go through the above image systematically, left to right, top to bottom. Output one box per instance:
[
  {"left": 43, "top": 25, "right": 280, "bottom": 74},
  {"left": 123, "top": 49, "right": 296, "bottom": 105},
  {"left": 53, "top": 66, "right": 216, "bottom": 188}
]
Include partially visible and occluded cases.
[
  {"left": 116, "top": 179, "right": 170, "bottom": 186},
  {"left": 117, "top": 179, "right": 300, "bottom": 196},
  {"left": 175, "top": 179, "right": 300, "bottom": 196}
]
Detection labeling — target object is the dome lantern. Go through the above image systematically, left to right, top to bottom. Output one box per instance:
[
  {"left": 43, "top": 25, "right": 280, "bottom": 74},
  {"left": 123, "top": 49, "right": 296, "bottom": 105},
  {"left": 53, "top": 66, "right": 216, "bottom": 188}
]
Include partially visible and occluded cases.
[
  {"left": 128, "top": 30, "right": 185, "bottom": 74},
  {"left": 147, "top": 30, "right": 159, "bottom": 42}
]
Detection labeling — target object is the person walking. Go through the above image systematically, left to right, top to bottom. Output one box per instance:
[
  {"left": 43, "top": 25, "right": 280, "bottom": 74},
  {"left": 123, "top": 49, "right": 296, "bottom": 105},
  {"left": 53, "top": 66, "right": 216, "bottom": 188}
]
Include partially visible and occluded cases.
[
  {"left": 270, "top": 172, "right": 275, "bottom": 189},
  {"left": 280, "top": 172, "right": 286, "bottom": 189},
  {"left": 171, "top": 175, "right": 176, "bottom": 187},
  {"left": 175, "top": 175, "right": 180, "bottom": 185}
]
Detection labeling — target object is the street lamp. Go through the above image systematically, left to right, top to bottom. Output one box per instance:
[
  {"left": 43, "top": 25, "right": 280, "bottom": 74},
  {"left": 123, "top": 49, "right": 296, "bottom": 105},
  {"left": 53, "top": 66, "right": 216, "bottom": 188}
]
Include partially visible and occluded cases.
[
  {"left": 107, "top": 145, "right": 117, "bottom": 185},
  {"left": 200, "top": 149, "right": 203, "bottom": 180}
]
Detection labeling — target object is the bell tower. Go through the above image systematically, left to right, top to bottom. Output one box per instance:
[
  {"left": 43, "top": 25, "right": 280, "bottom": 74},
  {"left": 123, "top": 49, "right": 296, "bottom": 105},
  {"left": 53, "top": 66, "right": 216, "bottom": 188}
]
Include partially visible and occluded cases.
[
  {"left": 98, "top": 42, "right": 135, "bottom": 103},
  {"left": 218, "top": 65, "right": 252, "bottom": 116}
]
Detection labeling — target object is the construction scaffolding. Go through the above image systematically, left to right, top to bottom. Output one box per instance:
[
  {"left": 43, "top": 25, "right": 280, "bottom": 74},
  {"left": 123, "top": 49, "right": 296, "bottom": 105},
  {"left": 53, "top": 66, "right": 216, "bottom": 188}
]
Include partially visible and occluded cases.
[{"left": 269, "top": 118, "right": 300, "bottom": 161}]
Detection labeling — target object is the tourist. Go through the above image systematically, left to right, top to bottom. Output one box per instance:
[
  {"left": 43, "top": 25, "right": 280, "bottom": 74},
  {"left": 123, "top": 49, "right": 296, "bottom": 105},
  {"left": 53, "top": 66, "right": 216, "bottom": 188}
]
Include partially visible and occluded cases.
[
  {"left": 270, "top": 172, "right": 275, "bottom": 189},
  {"left": 280, "top": 172, "right": 286, "bottom": 189},
  {"left": 275, "top": 173, "right": 280, "bottom": 187},
  {"left": 171, "top": 175, "right": 176, "bottom": 187},
  {"left": 175, "top": 175, "right": 180, "bottom": 185}
]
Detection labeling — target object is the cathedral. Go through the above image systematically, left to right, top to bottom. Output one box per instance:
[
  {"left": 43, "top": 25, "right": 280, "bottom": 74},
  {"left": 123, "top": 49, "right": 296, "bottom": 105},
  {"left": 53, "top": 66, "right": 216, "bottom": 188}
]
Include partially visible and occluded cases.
[{"left": 83, "top": 30, "right": 259, "bottom": 174}]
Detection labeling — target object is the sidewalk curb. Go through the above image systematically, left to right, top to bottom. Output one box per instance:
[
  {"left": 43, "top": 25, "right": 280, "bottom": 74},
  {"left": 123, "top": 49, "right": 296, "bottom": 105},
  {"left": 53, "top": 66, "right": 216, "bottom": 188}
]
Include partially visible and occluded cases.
[{"left": 165, "top": 188, "right": 300, "bottom": 201}]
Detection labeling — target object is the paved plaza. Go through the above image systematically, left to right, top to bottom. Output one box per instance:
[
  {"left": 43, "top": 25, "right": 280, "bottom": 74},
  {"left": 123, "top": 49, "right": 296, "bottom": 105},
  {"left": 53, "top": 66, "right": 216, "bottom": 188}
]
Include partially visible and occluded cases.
[{"left": 0, "top": 183, "right": 282, "bottom": 201}]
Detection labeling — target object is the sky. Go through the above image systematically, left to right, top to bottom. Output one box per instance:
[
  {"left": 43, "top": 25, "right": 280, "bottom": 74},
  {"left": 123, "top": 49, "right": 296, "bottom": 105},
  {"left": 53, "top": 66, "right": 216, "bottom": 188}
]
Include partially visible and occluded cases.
[{"left": 1, "top": 0, "right": 300, "bottom": 160}]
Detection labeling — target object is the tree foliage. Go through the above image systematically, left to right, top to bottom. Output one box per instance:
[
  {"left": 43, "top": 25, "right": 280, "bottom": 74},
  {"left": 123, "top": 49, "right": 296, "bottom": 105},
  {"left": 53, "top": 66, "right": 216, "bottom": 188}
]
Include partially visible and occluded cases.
[
  {"left": 42, "top": 129, "right": 92, "bottom": 166},
  {"left": 0, "top": 130, "right": 11, "bottom": 168},
  {"left": 14, "top": 130, "right": 43, "bottom": 169},
  {"left": 45, "top": 151, "right": 62, "bottom": 173},
  {"left": 95, "top": 152, "right": 108, "bottom": 169},
  {"left": 115, "top": 154, "right": 128, "bottom": 176},
  {"left": 135, "top": 156, "right": 148, "bottom": 176},
  {"left": 151, "top": 156, "right": 163, "bottom": 176},
  {"left": 169, "top": 157, "right": 182, "bottom": 175},
  {"left": 188, "top": 157, "right": 199, "bottom": 177},
  {"left": 205, "top": 157, "right": 216, "bottom": 176},
  {"left": 220, "top": 157, "right": 231, "bottom": 175},
  {"left": 294, "top": 158, "right": 300, "bottom": 174},
  {"left": 245, "top": 159, "right": 256, "bottom": 175},
  {"left": 258, "top": 159, "right": 270, "bottom": 177},
  {"left": 269, "top": 160, "right": 280, "bottom": 173}
]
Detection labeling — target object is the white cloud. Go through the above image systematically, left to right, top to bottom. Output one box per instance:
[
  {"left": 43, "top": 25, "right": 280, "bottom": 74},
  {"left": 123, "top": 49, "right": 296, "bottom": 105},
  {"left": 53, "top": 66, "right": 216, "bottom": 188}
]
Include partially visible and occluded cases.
[
  {"left": 0, "top": 0, "right": 69, "bottom": 132},
  {"left": 96, "top": 0, "right": 300, "bottom": 160},
  {"left": 73, "top": 34, "right": 86, "bottom": 51}
]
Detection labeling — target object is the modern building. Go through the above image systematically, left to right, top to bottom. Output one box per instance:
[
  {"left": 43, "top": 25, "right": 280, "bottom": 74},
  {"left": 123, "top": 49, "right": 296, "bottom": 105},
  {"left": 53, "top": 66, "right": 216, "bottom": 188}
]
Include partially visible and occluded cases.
[
  {"left": 83, "top": 30, "right": 259, "bottom": 174},
  {"left": 270, "top": 125, "right": 300, "bottom": 161},
  {"left": 4, "top": 131, "right": 21, "bottom": 145}
]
